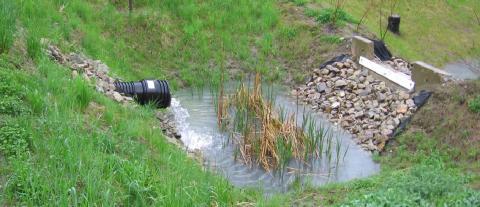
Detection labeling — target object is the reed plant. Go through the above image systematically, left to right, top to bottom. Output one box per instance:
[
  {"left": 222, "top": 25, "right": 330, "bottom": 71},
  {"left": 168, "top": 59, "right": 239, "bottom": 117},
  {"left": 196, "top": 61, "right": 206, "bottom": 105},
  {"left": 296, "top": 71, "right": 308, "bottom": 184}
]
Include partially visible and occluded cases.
[{"left": 217, "top": 73, "right": 344, "bottom": 171}]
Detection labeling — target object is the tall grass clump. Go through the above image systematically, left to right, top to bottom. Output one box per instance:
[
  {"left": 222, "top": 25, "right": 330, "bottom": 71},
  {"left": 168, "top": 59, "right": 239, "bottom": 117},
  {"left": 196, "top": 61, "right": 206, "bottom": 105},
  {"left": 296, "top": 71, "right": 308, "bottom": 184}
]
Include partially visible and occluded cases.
[
  {"left": 0, "top": 1, "right": 18, "bottom": 54},
  {"left": 317, "top": 8, "right": 356, "bottom": 26},
  {"left": 26, "top": 28, "right": 42, "bottom": 60},
  {"left": 218, "top": 73, "right": 343, "bottom": 171},
  {"left": 70, "top": 77, "right": 94, "bottom": 111}
]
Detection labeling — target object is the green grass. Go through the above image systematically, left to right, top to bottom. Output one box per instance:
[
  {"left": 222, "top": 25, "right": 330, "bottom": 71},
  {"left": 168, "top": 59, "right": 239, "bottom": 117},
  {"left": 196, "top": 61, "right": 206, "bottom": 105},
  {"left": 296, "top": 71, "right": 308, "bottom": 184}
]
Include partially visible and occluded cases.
[
  {"left": 0, "top": 0, "right": 297, "bottom": 204},
  {"left": 1, "top": 0, "right": 480, "bottom": 206},
  {"left": 10, "top": 0, "right": 289, "bottom": 88},
  {"left": 290, "top": 0, "right": 309, "bottom": 6},
  {"left": 329, "top": 0, "right": 480, "bottom": 66},
  {"left": 0, "top": 1, "right": 17, "bottom": 54},
  {"left": 315, "top": 8, "right": 357, "bottom": 26},
  {"left": 26, "top": 28, "right": 42, "bottom": 60},
  {"left": 320, "top": 35, "right": 343, "bottom": 44},
  {"left": 0, "top": 55, "right": 250, "bottom": 206},
  {"left": 468, "top": 96, "right": 480, "bottom": 113},
  {"left": 286, "top": 132, "right": 480, "bottom": 206},
  {"left": 341, "top": 135, "right": 480, "bottom": 206}
]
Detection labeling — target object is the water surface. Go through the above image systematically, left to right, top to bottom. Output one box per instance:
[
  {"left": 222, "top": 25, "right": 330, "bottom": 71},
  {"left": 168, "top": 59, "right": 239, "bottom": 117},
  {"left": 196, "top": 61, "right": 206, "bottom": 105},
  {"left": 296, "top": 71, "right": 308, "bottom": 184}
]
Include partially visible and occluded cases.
[
  {"left": 443, "top": 59, "right": 480, "bottom": 80},
  {"left": 171, "top": 85, "right": 380, "bottom": 193}
]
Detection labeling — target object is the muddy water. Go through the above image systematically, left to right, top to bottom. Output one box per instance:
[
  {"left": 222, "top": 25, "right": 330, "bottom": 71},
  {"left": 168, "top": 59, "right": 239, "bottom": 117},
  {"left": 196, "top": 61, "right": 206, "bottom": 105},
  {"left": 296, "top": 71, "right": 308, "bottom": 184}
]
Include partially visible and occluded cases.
[
  {"left": 443, "top": 59, "right": 480, "bottom": 80},
  {"left": 171, "top": 85, "right": 379, "bottom": 193}
]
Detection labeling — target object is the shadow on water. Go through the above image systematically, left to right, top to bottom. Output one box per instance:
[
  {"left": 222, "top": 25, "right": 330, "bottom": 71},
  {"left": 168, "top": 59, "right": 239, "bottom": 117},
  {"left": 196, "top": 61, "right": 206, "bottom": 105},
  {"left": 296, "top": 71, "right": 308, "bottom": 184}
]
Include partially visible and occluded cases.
[{"left": 170, "top": 83, "right": 380, "bottom": 193}]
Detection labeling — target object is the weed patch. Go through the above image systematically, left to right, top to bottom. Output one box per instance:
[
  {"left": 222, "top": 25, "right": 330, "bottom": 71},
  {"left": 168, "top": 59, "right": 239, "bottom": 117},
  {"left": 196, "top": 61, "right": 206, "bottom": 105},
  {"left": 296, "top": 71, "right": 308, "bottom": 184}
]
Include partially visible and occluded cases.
[
  {"left": 290, "top": 0, "right": 309, "bottom": 6},
  {"left": 305, "top": 7, "right": 356, "bottom": 26},
  {"left": 316, "top": 8, "right": 356, "bottom": 26},
  {"left": 320, "top": 35, "right": 343, "bottom": 44},
  {"left": 0, "top": 70, "right": 28, "bottom": 116},
  {"left": 0, "top": 96, "right": 28, "bottom": 116},
  {"left": 468, "top": 96, "right": 480, "bottom": 113},
  {"left": 0, "top": 122, "right": 31, "bottom": 159},
  {"left": 342, "top": 164, "right": 480, "bottom": 206}
]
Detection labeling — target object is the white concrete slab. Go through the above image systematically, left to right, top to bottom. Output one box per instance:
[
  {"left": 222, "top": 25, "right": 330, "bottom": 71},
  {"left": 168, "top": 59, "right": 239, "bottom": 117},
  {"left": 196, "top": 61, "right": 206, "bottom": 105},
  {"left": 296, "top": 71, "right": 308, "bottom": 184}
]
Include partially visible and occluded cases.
[
  {"left": 359, "top": 56, "right": 415, "bottom": 92},
  {"left": 413, "top": 61, "right": 451, "bottom": 76}
]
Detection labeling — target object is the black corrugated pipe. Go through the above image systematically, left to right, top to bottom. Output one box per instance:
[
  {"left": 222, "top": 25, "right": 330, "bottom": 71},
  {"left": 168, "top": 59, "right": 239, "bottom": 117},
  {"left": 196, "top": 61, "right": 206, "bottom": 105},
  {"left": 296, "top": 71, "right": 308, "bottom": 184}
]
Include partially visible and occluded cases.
[{"left": 114, "top": 80, "right": 171, "bottom": 108}]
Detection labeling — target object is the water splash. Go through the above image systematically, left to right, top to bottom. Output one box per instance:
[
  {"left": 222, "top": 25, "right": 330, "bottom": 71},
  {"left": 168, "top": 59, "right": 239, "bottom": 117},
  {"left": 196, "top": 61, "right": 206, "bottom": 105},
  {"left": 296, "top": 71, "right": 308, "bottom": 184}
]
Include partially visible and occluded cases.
[{"left": 170, "top": 98, "right": 213, "bottom": 150}]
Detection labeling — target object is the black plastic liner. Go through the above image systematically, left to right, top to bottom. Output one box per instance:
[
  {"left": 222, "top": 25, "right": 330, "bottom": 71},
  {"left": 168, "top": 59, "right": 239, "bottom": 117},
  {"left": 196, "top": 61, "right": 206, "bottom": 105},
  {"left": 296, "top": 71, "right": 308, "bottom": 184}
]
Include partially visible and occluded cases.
[
  {"left": 371, "top": 39, "right": 392, "bottom": 61},
  {"left": 306, "top": 54, "right": 351, "bottom": 83},
  {"left": 318, "top": 54, "right": 351, "bottom": 69},
  {"left": 114, "top": 80, "right": 171, "bottom": 108},
  {"left": 393, "top": 90, "right": 433, "bottom": 137},
  {"left": 413, "top": 90, "right": 433, "bottom": 108}
]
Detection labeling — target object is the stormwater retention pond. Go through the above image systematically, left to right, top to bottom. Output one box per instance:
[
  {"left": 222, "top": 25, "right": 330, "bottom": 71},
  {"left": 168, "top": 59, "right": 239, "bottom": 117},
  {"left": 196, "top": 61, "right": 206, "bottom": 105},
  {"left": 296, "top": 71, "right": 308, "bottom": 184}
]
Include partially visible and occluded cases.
[{"left": 170, "top": 84, "right": 379, "bottom": 193}]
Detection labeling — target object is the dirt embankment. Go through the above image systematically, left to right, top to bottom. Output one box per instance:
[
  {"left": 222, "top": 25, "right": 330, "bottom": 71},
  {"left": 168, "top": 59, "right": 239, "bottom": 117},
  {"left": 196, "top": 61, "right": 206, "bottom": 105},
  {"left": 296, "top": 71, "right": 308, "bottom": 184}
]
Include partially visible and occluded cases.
[{"left": 408, "top": 81, "right": 480, "bottom": 160}]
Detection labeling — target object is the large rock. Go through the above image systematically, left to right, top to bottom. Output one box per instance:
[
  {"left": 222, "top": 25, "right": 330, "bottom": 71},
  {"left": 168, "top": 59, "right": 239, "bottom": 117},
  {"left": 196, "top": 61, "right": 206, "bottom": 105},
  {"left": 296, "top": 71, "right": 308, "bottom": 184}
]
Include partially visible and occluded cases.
[
  {"left": 335, "top": 80, "right": 348, "bottom": 87},
  {"left": 316, "top": 82, "right": 327, "bottom": 93},
  {"left": 398, "top": 91, "right": 410, "bottom": 100},
  {"left": 112, "top": 92, "right": 124, "bottom": 102},
  {"left": 331, "top": 102, "right": 341, "bottom": 109},
  {"left": 396, "top": 104, "right": 408, "bottom": 113}
]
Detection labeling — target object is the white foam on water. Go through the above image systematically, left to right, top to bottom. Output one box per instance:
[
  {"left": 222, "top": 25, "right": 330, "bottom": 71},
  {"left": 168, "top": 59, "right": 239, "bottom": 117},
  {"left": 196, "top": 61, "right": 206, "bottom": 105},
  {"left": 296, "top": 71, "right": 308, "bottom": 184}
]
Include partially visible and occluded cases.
[{"left": 170, "top": 98, "right": 213, "bottom": 150}]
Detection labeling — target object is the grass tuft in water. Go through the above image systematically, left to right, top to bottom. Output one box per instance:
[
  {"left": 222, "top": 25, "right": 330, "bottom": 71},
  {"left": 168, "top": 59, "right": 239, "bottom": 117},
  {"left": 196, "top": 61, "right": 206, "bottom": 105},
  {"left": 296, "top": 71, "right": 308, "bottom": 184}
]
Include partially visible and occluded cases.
[{"left": 218, "top": 73, "right": 344, "bottom": 171}]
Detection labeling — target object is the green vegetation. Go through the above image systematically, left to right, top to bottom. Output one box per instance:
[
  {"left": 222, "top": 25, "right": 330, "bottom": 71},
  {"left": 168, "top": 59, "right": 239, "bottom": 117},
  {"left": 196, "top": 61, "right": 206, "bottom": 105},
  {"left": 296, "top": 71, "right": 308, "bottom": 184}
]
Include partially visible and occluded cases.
[
  {"left": 1, "top": 0, "right": 479, "bottom": 206},
  {"left": 290, "top": 0, "right": 309, "bottom": 7},
  {"left": 296, "top": 0, "right": 480, "bottom": 66},
  {"left": 336, "top": 0, "right": 480, "bottom": 66},
  {"left": 0, "top": 1, "right": 17, "bottom": 54},
  {"left": 301, "top": 1, "right": 357, "bottom": 27},
  {"left": 316, "top": 8, "right": 356, "bottom": 26},
  {"left": 320, "top": 35, "right": 344, "bottom": 44},
  {"left": 0, "top": 56, "right": 248, "bottom": 205},
  {"left": 218, "top": 75, "right": 343, "bottom": 171},
  {"left": 302, "top": 80, "right": 480, "bottom": 206},
  {"left": 468, "top": 96, "right": 480, "bottom": 113},
  {"left": 0, "top": 123, "right": 31, "bottom": 159},
  {"left": 288, "top": 132, "right": 480, "bottom": 206},
  {"left": 342, "top": 136, "right": 479, "bottom": 206}
]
